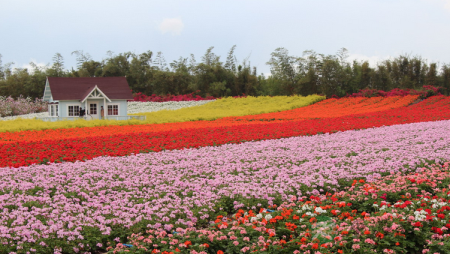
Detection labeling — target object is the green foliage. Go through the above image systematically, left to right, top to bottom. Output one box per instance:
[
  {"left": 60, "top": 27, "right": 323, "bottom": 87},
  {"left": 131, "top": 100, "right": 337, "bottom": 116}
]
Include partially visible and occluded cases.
[{"left": 0, "top": 48, "right": 449, "bottom": 99}]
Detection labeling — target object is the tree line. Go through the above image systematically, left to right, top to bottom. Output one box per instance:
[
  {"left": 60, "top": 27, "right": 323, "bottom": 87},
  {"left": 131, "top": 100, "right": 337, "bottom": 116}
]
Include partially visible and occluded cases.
[{"left": 1, "top": 47, "right": 450, "bottom": 99}]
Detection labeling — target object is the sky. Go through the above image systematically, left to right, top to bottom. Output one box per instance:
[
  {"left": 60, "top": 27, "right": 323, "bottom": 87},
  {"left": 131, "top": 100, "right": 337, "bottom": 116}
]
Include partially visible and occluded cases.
[{"left": 1, "top": 0, "right": 450, "bottom": 76}]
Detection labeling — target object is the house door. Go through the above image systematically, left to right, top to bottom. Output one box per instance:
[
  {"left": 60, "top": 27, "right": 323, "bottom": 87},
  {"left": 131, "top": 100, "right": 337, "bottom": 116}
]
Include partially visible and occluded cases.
[{"left": 89, "top": 102, "right": 99, "bottom": 120}]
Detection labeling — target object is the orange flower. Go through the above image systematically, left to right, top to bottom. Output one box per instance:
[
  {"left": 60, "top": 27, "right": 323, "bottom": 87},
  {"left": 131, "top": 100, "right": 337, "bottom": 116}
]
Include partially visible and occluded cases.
[
  {"left": 341, "top": 231, "right": 349, "bottom": 235},
  {"left": 184, "top": 241, "right": 192, "bottom": 247},
  {"left": 217, "top": 251, "right": 224, "bottom": 254}
]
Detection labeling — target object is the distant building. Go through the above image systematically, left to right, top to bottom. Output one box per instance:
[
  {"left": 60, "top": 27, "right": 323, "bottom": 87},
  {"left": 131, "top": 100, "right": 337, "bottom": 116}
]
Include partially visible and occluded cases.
[{"left": 42, "top": 77, "right": 134, "bottom": 120}]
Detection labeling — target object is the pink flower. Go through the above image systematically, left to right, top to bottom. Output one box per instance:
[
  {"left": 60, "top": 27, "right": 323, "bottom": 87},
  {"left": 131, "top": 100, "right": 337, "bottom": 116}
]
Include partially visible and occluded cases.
[
  {"left": 365, "top": 238, "right": 376, "bottom": 245},
  {"left": 233, "top": 241, "right": 239, "bottom": 246},
  {"left": 352, "top": 244, "right": 360, "bottom": 250},
  {"left": 240, "top": 247, "right": 250, "bottom": 252}
]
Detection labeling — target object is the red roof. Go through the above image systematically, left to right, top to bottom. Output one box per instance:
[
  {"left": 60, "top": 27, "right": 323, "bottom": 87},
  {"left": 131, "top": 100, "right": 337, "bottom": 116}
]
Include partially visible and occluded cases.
[{"left": 47, "top": 77, "right": 133, "bottom": 101}]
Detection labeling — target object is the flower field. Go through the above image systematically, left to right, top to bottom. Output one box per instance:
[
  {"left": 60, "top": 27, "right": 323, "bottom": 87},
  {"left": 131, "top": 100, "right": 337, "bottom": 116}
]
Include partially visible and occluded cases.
[
  {"left": 1, "top": 94, "right": 450, "bottom": 253},
  {"left": 0, "top": 95, "right": 323, "bottom": 133},
  {"left": 0, "top": 96, "right": 449, "bottom": 168}
]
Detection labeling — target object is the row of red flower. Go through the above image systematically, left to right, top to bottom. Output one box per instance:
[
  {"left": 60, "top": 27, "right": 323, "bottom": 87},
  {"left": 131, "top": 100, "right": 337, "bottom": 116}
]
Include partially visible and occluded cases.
[{"left": 1, "top": 96, "right": 450, "bottom": 168}]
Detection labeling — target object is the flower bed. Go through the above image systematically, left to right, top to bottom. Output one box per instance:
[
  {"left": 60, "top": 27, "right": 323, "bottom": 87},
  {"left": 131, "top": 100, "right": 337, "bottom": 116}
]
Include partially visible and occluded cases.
[
  {"left": 344, "top": 85, "right": 443, "bottom": 99},
  {"left": 132, "top": 92, "right": 216, "bottom": 102},
  {"left": 0, "top": 95, "right": 323, "bottom": 133},
  {"left": 0, "top": 95, "right": 47, "bottom": 117},
  {"left": 0, "top": 95, "right": 420, "bottom": 144},
  {"left": 215, "top": 95, "right": 418, "bottom": 123},
  {"left": 1, "top": 96, "right": 450, "bottom": 168},
  {"left": 127, "top": 100, "right": 215, "bottom": 114},
  {"left": 1, "top": 120, "right": 450, "bottom": 253},
  {"left": 110, "top": 162, "right": 450, "bottom": 254}
]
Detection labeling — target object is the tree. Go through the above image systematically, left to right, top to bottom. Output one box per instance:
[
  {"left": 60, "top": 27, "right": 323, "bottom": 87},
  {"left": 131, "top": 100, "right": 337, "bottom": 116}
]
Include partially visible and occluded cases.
[
  {"left": 224, "top": 45, "right": 237, "bottom": 73},
  {"left": 267, "top": 47, "right": 304, "bottom": 95},
  {"left": 102, "top": 52, "right": 132, "bottom": 77},
  {"left": 47, "top": 53, "right": 65, "bottom": 77},
  {"left": 0, "top": 54, "right": 4, "bottom": 80},
  {"left": 425, "top": 63, "right": 438, "bottom": 87},
  {"left": 441, "top": 65, "right": 450, "bottom": 95}
]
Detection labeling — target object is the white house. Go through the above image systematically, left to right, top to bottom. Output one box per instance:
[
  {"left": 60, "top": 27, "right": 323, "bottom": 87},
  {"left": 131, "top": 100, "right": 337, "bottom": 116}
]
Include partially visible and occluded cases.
[{"left": 42, "top": 77, "right": 135, "bottom": 121}]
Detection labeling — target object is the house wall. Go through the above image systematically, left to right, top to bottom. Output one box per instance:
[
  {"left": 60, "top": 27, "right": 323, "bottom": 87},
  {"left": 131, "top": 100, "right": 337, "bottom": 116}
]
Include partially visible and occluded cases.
[
  {"left": 57, "top": 100, "right": 128, "bottom": 118},
  {"left": 106, "top": 100, "right": 128, "bottom": 116},
  {"left": 59, "top": 101, "right": 83, "bottom": 118}
]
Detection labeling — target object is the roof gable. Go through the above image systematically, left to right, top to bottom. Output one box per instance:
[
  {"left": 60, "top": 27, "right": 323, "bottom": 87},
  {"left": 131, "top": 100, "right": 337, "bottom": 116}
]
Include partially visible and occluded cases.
[
  {"left": 47, "top": 77, "right": 133, "bottom": 101},
  {"left": 81, "top": 85, "right": 112, "bottom": 103}
]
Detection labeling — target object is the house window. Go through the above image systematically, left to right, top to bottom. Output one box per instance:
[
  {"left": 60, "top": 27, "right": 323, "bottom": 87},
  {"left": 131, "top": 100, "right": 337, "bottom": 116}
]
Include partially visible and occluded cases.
[
  {"left": 49, "top": 104, "right": 59, "bottom": 117},
  {"left": 90, "top": 104, "right": 97, "bottom": 114},
  {"left": 68, "top": 105, "right": 80, "bottom": 116},
  {"left": 108, "top": 105, "right": 119, "bottom": 115}
]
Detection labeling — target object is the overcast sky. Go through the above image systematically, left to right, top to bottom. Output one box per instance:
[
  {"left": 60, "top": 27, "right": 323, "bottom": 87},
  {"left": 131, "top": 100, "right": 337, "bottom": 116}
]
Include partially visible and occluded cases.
[{"left": 1, "top": 0, "right": 450, "bottom": 76}]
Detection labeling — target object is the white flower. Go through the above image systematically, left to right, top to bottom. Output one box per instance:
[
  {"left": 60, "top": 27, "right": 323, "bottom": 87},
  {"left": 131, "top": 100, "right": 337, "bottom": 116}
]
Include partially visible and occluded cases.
[
  {"left": 127, "top": 100, "right": 215, "bottom": 114},
  {"left": 302, "top": 205, "right": 313, "bottom": 211},
  {"left": 315, "top": 207, "right": 327, "bottom": 214},
  {"left": 305, "top": 212, "right": 316, "bottom": 217},
  {"left": 265, "top": 214, "right": 272, "bottom": 220}
]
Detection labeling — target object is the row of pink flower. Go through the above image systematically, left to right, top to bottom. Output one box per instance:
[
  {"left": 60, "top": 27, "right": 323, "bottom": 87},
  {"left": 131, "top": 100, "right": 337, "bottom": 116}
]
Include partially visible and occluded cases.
[
  {"left": 0, "top": 95, "right": 48, "bottom": 117},
  {"left": 1, "top": 119, "right": 450, "bottom": 253}
]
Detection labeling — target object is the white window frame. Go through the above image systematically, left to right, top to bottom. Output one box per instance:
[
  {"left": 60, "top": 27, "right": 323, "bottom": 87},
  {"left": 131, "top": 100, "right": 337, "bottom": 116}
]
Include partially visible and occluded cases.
[
  {"left": 48, "top": 104, "right": 59, "bottom": 117},
  {"left": 67, "top": 104, "right": 81, "bottom": 117},
  {"left": 107, "top": 104, "right": 120, "bottom": 116}
]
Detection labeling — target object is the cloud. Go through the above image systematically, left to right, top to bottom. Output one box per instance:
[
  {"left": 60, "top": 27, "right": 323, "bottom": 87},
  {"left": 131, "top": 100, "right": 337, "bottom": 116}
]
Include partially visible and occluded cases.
[
  {"left": 422, "top": 0, "right": 450, "bottom": 11},
  {"left": 445, "top": 0, "right": 450, "bottom": 10},
  {"left": 158, "top": 18, "right": 184, "bottom": 35},
  {"left": 347, "top": 53, "right": 393, "bottom": 67},
  {"left": 13, "top": 59, "right": 48, "bottom": 74}
]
